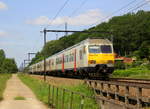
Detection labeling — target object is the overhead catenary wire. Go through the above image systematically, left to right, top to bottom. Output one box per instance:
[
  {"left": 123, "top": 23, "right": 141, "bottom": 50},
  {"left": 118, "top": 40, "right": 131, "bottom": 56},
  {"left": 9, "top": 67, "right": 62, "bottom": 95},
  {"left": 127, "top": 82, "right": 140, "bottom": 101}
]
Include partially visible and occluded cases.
[
  {"left": 45, "top": 0, "right": 70, "bottom": 29},
  {"left": 53, "top": 0, "right": 88, "bottom": 38},
  {"left": 56, "top": 0, "right": 88, "bottom": 29},
  {"left": 69, "top": 0, "right": 88, "bottom": 17},
  {"left": 89, "top": 0, "right": 139, "bottom": 27},
  {"left": 123, "top": 0, "right": 147, "bottom": 13},
  {"left": 126, "top": 0, "right": 150, "bottom": 12}
]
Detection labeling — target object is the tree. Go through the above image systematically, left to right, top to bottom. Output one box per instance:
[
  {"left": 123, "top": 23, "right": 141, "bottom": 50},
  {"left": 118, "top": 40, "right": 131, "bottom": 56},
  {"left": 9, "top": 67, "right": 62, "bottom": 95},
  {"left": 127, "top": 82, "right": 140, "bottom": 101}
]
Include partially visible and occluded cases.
[
  {"left": 138, "top": 41, "right": 150, "bottom": 61},
  {"left": 0, "top": 49, "right": 5, "bottom": 67},
  {"left": 1, "top": 58, "right": 18, "bottom": 73}
]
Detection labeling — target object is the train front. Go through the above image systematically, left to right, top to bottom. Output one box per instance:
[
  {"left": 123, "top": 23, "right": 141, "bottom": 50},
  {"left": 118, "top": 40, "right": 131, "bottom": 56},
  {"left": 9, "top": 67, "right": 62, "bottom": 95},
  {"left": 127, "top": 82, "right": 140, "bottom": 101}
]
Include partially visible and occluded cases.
[{"left": 88, "top": 39, "right": 114, "bottom": 77}]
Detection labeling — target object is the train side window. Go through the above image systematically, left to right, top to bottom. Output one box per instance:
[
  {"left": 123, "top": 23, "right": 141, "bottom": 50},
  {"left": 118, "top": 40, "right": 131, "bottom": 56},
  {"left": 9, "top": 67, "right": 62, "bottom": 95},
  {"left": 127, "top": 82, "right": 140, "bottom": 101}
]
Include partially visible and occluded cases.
[
  {"left": 72, "top": 53, "right": 74, "bottom": 61},
  {"left": 69, "top": 54, "right": 71, "bottom": 62},
  {"left": 64, "top": 55, "right": 68, "bottom": 63},
  {"left": 66, "top": 55, "right": 68, "bottom": 62},
  {"left": 56, "top": 57, "right": 62, "bottom": 64},
  {"left": 51, "top": 60, "right": 54, "bottom": 66}
]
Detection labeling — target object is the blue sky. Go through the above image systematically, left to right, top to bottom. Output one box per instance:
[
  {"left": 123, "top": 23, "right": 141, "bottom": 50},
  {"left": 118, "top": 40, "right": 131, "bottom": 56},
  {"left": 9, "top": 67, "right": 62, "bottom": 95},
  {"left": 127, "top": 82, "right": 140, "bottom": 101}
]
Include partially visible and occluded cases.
[{"left": 0, "top": 0, "right": 150, "bottom": 67}]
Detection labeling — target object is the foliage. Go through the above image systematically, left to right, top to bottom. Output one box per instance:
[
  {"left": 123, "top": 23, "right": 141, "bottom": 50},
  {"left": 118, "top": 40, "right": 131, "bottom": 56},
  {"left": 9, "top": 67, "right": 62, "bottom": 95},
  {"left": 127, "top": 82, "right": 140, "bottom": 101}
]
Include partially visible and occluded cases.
[
  {"left": 30, "top": 10, "right": 150, "bottom": 65},
  {"left": 138, "top": 41, "right": 150, "bottom": 61},
  {"left": 0, "top": 49, "right": 18, "bottom": 73},
  {"left": 0, "top": 50, "right": 5, "bottom": 67},
  {"left": 2, "top": 58, "right": 18, "bottom": 73},
  {"left": 114, "top": 61, "right": 126, "bottom": 69},
  {"left": 131, "top": 61, "right": 143, "bottom": 67},
  {"left": 112, "top": 65, "right": 150, "bottom": 78},
  {"left": 0, "top": 74, "right": 12, "bottom": 100},
  {"left": 18, "top": 74, "right": 99, "bottom": 109}
]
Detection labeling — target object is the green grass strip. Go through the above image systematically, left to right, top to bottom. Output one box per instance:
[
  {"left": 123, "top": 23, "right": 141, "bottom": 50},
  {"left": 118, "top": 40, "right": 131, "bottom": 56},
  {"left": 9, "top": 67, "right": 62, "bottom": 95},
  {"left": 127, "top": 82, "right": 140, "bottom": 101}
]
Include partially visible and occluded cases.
[
  {"left": 112, "top": 65, "right": 150, "bottom": 79},
  {"left": 0, "top": 73, "right": 12, "bottom": 101},
  {"left": 18, "top": 74, "right": 99, "bottom": 109},
  {"left": 14, "top": 96, "right": 26, "bottom": 100}
]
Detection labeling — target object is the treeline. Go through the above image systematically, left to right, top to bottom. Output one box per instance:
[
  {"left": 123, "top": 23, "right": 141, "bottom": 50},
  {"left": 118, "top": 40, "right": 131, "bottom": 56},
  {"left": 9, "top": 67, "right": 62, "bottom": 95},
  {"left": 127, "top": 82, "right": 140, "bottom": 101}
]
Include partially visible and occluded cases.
[
  {"left": 29, "top": 10, "right": 150, "bottom": 65},
  {"left": 0, "top": 49, "right": 18, "bottom": 73}
]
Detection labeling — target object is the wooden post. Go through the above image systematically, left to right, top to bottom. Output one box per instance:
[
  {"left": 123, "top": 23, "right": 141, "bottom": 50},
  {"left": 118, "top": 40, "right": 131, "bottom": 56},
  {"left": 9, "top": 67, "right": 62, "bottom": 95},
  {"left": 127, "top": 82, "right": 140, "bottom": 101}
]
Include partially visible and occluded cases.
[
  {"left": 100, "top": 83, "right": 104, "bottom": 96},
  {"left": 107, "top": 84, "right": 111, "bottom": 99},
  {"left": 115, "top": 85, "right": 119, "bottom": 100},
  {"left": 125, "top": 86, "right": 129, "bottom": 106},
  {"left": 137, "top": 88, "right": 142, "bottom": 109},
  {"left": 70, "top": 92, "right": 73, "bottom": 109}
]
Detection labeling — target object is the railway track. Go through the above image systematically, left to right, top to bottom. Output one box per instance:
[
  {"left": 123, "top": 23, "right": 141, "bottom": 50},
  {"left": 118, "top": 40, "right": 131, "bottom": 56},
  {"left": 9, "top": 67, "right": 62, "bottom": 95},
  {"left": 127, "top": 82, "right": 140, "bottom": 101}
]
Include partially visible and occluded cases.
[{"left": 110, "top": 77, "right": 150, "bottom": 84}]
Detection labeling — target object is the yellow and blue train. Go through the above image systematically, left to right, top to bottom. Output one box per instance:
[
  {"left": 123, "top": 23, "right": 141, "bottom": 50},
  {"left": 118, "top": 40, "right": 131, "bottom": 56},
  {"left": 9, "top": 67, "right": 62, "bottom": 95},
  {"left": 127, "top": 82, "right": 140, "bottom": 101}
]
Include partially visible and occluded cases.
[{"left": 29, "top": 38, "right": 115, "bottom": 79}]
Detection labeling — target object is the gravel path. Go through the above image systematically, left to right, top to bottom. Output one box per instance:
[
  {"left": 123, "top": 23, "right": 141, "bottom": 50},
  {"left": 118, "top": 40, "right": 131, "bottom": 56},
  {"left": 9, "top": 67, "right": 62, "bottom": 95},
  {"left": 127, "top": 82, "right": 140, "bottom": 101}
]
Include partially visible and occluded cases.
[{"left": 0, "top": 74, "right": 48, "bottom": 109}]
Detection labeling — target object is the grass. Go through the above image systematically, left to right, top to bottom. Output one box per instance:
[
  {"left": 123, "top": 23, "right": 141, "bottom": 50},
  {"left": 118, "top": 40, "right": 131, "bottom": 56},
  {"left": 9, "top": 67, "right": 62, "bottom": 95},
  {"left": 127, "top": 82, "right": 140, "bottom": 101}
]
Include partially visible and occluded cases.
[
  {"left": 112, "top": 65, "right": 150, "bottom": 79},
  {"left": 0, "top": 73, "right": 12, "bottom": 101},
  {"left": 18, "top": 74, "right": 99, "bottom": 109},
  {"left": 14, "top": 96, "right": 26, "bottom": 100}
]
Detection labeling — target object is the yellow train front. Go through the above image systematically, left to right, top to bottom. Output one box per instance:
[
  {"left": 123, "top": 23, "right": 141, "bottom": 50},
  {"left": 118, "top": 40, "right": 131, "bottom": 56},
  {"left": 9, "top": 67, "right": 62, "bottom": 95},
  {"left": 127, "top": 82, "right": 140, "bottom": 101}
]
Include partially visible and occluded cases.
[{"left": 86, "top": 39, "right": 114, "bottom": 78}]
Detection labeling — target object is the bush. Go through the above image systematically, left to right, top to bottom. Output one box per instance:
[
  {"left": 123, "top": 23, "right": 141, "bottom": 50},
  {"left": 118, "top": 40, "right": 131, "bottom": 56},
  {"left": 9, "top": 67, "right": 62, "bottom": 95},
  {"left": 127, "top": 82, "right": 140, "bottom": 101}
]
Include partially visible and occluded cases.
[
  {"left": 114, "top": 61, "right": 126, "bottom": 69},
  {"left": 131, "top": 61, "right": 143, "bottom": 67}
]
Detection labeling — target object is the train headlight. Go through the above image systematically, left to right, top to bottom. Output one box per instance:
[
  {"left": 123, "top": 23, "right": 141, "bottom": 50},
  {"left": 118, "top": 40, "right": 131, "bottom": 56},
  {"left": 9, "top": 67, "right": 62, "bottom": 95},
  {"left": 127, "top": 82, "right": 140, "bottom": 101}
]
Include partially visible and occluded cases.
[
  {"left": 88, "top": 60, "right": 96, "bottom": 64},
  {"left": 107, "top": 60, "right": 114, "bottom": 67}
]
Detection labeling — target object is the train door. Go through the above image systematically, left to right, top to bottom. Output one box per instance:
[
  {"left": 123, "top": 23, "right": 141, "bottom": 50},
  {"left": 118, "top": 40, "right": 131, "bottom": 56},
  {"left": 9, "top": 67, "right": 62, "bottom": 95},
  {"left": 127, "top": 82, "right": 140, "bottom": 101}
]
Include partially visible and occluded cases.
[
  {"left": 78, "top": 45, "right": 87, "bottom": 68},
  {"left": 49, "top": 60, "right": 51, "bottom": 71}
]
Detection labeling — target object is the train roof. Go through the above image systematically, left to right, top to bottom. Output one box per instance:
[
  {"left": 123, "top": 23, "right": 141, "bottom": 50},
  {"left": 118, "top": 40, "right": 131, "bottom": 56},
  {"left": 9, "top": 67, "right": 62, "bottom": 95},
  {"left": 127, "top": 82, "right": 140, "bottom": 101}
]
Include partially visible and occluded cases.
[{"left": 47, "top": 38, "right": 112, "bottom": 58}]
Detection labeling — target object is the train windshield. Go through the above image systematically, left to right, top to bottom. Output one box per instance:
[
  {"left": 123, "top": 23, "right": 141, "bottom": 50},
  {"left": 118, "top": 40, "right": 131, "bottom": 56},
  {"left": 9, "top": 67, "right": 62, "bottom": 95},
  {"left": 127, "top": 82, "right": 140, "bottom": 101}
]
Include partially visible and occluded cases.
[
  {"left": 88, "top": 45, "right": 101, "bottom": 53},
  {"left": 88, "top": 45, "right": 112, "bottom": 53},
  {"left": 100, "top": 45, "right": 112, "bottom": 53}
]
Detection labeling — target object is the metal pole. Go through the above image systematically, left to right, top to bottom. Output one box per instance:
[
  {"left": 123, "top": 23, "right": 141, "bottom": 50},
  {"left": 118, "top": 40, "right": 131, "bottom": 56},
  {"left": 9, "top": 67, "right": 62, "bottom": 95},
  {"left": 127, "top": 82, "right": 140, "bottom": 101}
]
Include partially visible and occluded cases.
[
  {"left": 65, "top": 22, "right": 68, "bottom": 36},
  {"left": 44, "top": 28, "right": 46, "bottom": 81},
  {"left": 28, "top": 53, "right": 30, "bottom": 62},
  {"left": 28, "top": 53, "right": 36, "bottom": 64},
  {"left": 24, "top": 60, "right": 26, "bottom": 68},
  {"left": 21, "top": 63, "right": 24, "bottom": 71}
]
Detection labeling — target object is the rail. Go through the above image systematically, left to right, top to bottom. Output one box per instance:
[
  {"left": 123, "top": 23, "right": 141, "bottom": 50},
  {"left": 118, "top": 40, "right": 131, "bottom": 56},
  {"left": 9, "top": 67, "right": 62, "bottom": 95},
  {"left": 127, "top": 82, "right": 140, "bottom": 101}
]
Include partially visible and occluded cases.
[{"left": 110, "top": 78, "right": 150, "bottom": 83}]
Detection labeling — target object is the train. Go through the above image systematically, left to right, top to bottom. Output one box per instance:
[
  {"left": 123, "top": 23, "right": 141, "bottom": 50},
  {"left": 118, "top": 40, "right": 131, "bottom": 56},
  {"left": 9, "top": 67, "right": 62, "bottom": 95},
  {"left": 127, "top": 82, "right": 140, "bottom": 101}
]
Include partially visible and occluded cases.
[{"left": 29, "top": 38, "right": 115, "bottom": 79}]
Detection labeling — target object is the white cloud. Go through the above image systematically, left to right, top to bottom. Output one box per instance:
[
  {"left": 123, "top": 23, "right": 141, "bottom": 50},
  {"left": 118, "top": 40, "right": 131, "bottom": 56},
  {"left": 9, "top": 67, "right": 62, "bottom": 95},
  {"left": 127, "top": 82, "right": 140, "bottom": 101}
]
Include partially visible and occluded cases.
[
  {"left": 0, "top": 1, "right": 8, "bottom": 10},
  {"left": 26, "top": 9, "right": 106, "bottom": 26},
  {"left": 0, "top": 30, "right": 7, "bottom": 37}
]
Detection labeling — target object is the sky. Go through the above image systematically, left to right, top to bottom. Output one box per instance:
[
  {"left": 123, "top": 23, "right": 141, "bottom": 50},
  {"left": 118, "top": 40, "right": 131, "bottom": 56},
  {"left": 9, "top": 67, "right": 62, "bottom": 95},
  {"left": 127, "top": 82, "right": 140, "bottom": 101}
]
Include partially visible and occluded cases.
[{"left": 0, "top": 0, "right": 150, "bottom": 67}]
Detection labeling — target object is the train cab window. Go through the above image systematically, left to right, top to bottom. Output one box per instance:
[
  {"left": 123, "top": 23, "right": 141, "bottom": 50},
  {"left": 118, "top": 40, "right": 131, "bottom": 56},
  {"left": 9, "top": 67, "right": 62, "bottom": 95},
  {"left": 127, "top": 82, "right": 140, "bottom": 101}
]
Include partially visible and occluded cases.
[
  {"left": 88, "top": 45, "right": 100, "bottom": 53},
  {"left": 101, "top": 45, "right": 112, "bottom": 53}
]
